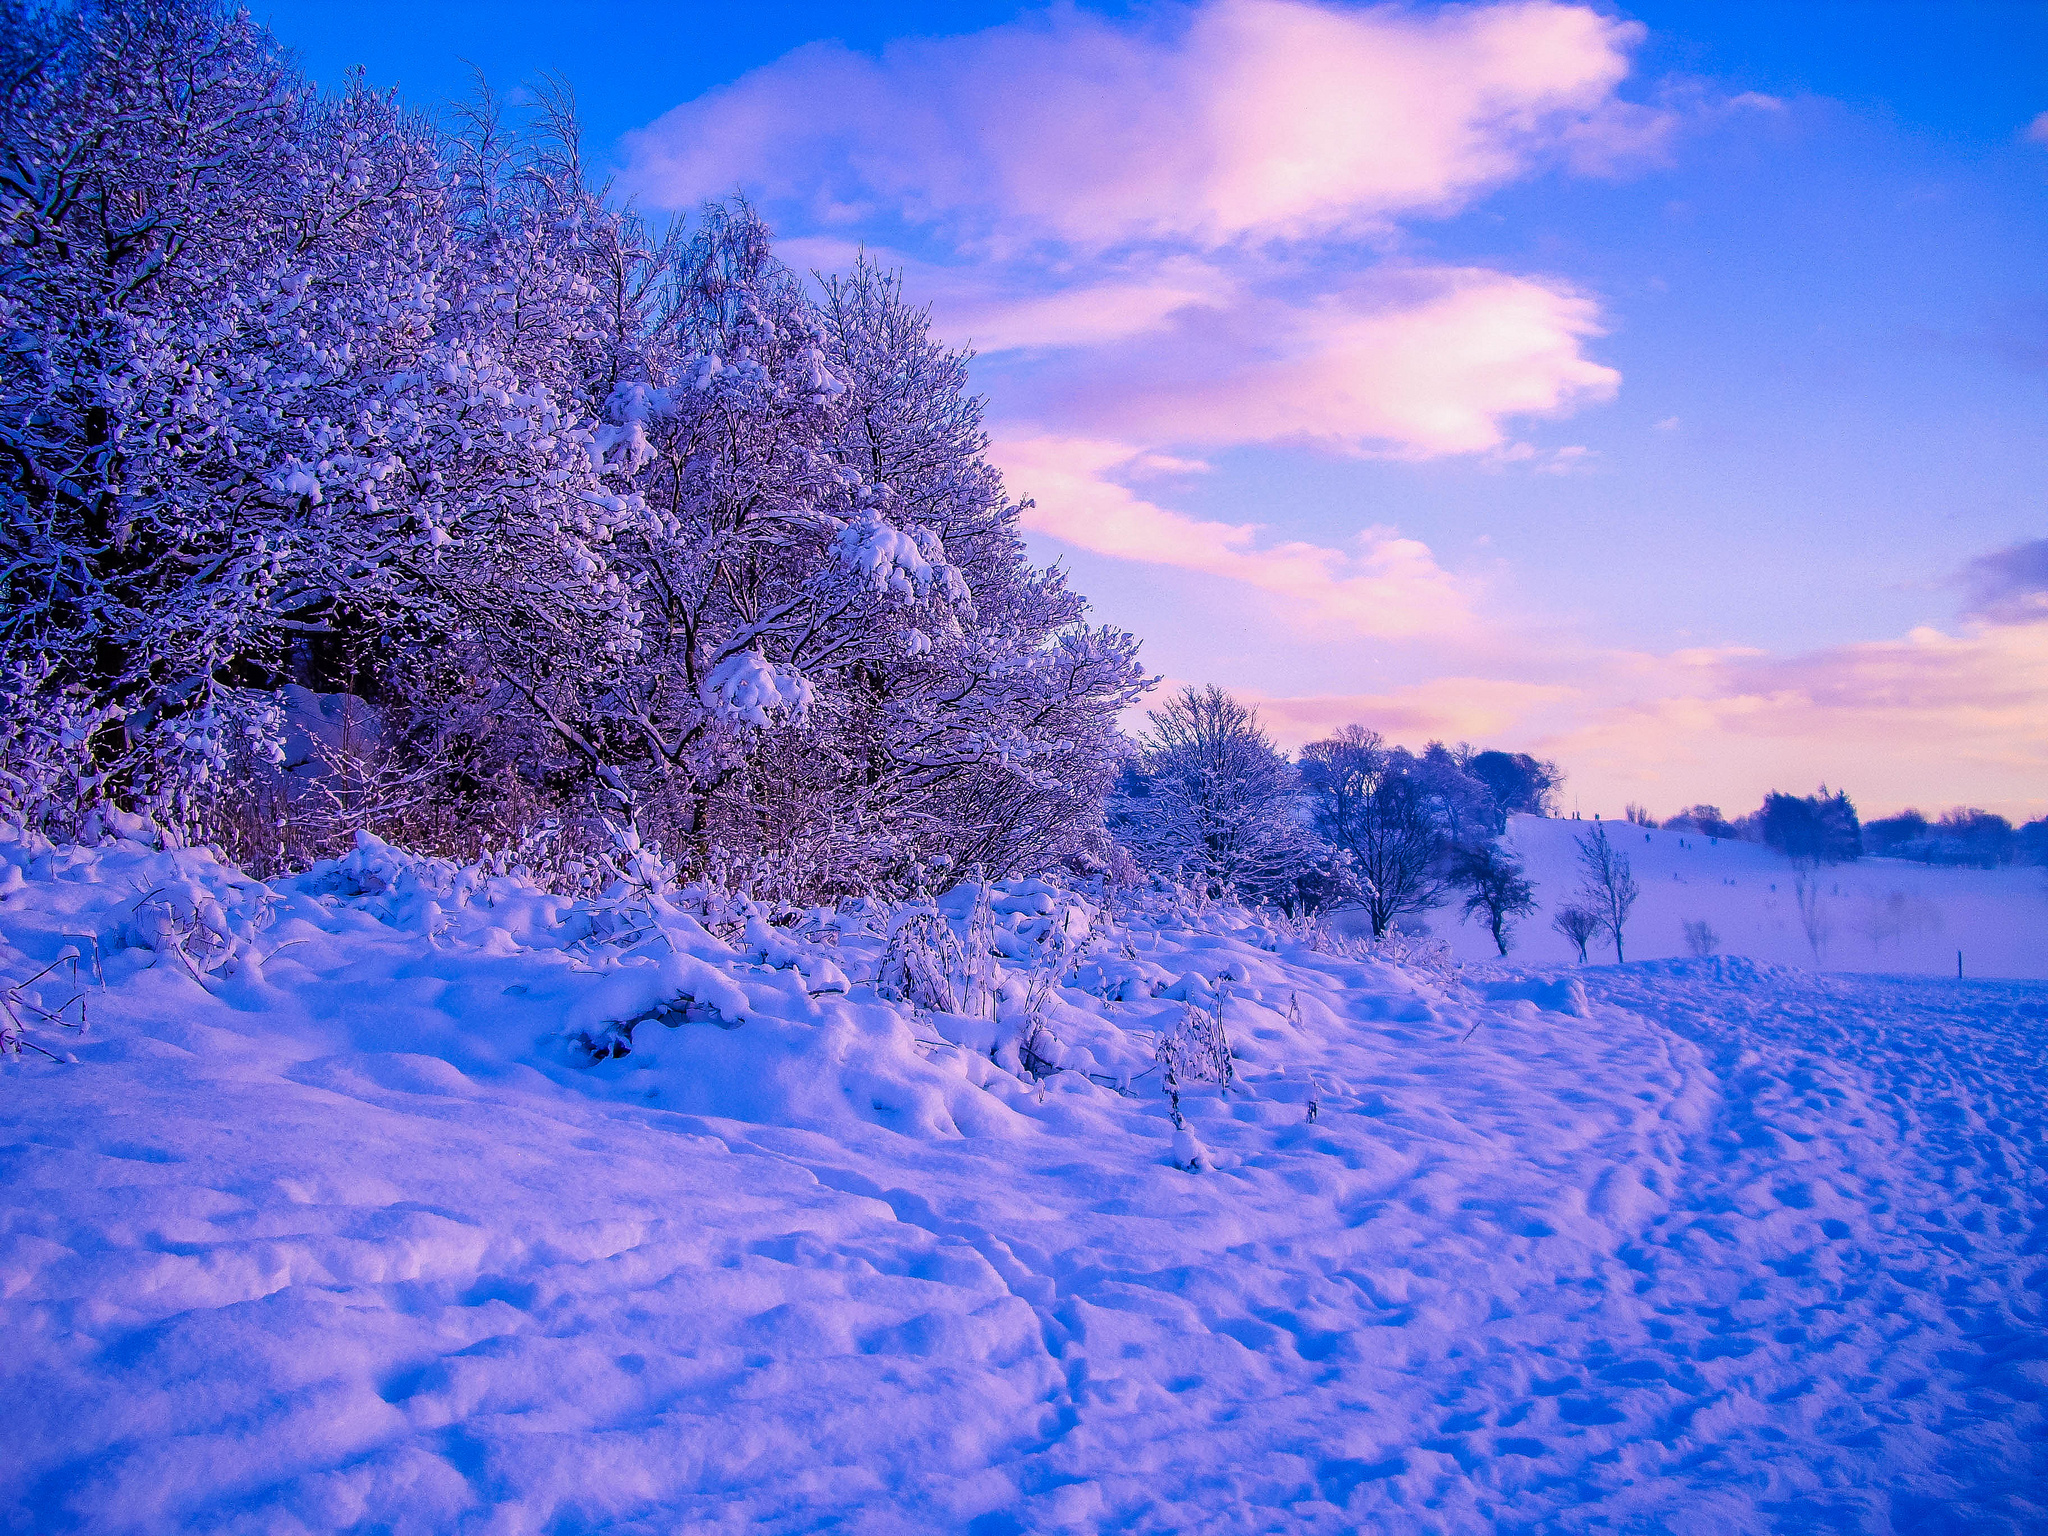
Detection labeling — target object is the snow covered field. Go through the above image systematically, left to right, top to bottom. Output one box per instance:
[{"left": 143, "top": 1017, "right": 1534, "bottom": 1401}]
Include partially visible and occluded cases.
[
  {"left": 1419, "top": 815, "right": 2048, "bottom": 980},
  {"left": 5, "top": 830, "right": 2045, "bottom": 1533}
]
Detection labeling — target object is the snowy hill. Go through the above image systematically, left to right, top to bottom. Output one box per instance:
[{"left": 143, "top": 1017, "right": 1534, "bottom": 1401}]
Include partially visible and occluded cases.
[
  {"left": 1425, "top": 815, "right": 2048, "bottom": 979},
  {"left": 4, "top": 829, "right": 2044, "bottom": 1532}
]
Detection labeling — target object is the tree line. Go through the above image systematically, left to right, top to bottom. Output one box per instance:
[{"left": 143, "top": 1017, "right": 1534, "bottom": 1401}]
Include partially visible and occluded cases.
[
  {"left": 0, "top": 0, "right": 1146, "bottom": 899},
  {"left": 1110, "top": 685, "right": 1572, "bottom": 953},
  {"left": 1655, "top": 793, "right": 2046, "bottom": 870}
]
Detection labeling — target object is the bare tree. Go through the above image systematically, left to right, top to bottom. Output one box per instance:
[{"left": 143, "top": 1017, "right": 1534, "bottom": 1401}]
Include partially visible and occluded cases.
[
  {"left": 1299, "top": 726, "right": 1446, "bottom": 937},
  {"left": 1574, "top": 824, "right": 1640, "bottom": 962},
  {"left": 1792, "top": 866, "right": 1833, "bottom": 963},
  {"left": 1552, "top": 904, "right": 1600, "bottom": 963}
]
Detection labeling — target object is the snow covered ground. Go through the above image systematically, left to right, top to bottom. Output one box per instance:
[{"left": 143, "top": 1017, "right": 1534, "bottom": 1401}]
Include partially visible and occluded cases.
[
  {"left": 1421, "top": 815, "right": 2048, "bottom": 980},
  {"left": 5, "top": 830, "right": 2045, "bottom": 1533}
]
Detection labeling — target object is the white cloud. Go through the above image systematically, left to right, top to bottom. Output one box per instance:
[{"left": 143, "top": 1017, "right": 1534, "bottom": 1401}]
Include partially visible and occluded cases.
[
  {"left": 622, "top": 0, "right": 1661, "bottom": 249},
  {"left": 998, "top": 266, "right": 1619, "bottom": 457},
  {"left": 991, "top": 435, "right": 1477, "bottom": 638}
]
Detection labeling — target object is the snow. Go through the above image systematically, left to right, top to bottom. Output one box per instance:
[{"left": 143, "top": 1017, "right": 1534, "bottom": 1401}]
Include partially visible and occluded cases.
[
  {"left": 832, "top": 512, "right": 968, "bottom": 606},
  {"left": 698, "top": 650, "right": 815, "bottom": 729},
  {"left": 1421, "top": 814, "right": 2048, "bottom": 979},
  {"left": 5, "top": 830, "right": 2045, "bottom": 1532}
]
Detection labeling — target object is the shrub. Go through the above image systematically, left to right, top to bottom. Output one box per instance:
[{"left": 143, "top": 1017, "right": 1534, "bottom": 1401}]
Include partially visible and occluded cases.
[{"left": 1551, "top": 904, "right": 1601, "bottom": 963}]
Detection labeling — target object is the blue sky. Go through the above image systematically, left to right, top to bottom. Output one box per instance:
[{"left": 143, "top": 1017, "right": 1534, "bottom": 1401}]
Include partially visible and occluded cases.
[{"left": 264, "top": 1, "right": 2048, "bottom": 820}]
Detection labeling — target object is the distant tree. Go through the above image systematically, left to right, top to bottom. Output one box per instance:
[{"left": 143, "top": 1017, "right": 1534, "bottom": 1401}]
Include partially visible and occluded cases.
[
  {"left": 1113, "top": 686, "right": 1326, "bottom": 904},
  {"left": 1298, "top": 726, "right": 1448, "bottom": 937},
  {"left": 1413, "top": 742, "right": 1503, "bottom": 844},
  {"left": 1468, "top": 750, "right": 1563, "bottom": 818},
  {"left": 1759, "top": 787, "right": 1861, "bottom": 864},
  {"left": 1811, "top": 788, "right": 1863, "bottom": 861},
  {"left": 1625, "top": 803, "right": 1655, "bottom": 827},
  {"left": 1663, "top": 804, "right": 1738, "bottom": 839},
  {"left": 1865, "top": 807, "right": 2023, "bottom": 868},
  {"left": 1862, "top": 809, "right": 1928, "bottom": 855},
  {"left": 1929, "top": 809, "right": 2017, "bottom": 868},
  {"left": 2019, "top": 817, "right": 2048, "bottom": 867},
  {"left": 1574, "top": 823, "right": 1640, "bottom": 963},
  {"left": 1451, "top": 842, "right": 1536, "bottom": 956},
  {"left": 1551, "top": 904, "right": 1601, "bottom": 963},
  {"left": 1682, "top": 919, "right": 1719, "bottom": 958}
]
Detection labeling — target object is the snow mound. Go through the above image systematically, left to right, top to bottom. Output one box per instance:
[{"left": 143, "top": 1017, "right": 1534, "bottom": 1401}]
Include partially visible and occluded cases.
[{"left": 1480, "top": 975, "right": 1591, "bottom": 1017}]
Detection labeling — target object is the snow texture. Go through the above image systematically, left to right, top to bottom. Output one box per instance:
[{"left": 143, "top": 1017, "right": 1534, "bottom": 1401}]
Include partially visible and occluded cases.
[
  {"left": 697, "top": 651, "right": 816, "bottom": 730},
  {"left": 4, "top": 830, "right": 2044, "bottom": 1532}
]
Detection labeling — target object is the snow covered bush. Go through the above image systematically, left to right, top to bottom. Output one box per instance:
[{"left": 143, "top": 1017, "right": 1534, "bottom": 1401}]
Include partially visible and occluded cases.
[
  {"left": 0, "top": 664, "right": 119, "bottom": 841},
  {"left": 878, "top": 908, "right": 971, "bottom": 1012},
  {"left": 0, "top": 940, "right": 87, "bottom": 1063},
  {"left": 1156, "top": 992, "right": 1236, "bottom": 1094}
]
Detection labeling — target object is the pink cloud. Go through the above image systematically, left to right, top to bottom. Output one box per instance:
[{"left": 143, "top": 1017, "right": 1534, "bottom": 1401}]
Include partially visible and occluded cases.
[
  {"left": 622, "top": 0, "right": 1660, "bottom": 248},
  {"left": 778, "top": 239, "right": 1236, "bottom": 354},
  {"left": 780, "top": 245, "right": 1618, "bottom": 459},
  {"left": 944, "top": 264, "right": 1237, "bottom": 353},
  {"left": 1035, "top": 266, "right": 1619, "bottom": 456},
  {"left": 991, "top": 435, "right": 1477, "bottom": 638},
  {"left": 1231, "top": 619, "right": 2048, "bottom": 823},
  {"left": 1241, "top": 677, "right": 1578, "bottom": 743}
]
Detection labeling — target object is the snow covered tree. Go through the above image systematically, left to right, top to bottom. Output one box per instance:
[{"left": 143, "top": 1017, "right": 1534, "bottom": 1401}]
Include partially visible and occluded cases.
[
  {"left": 0, "top": 1, "right": 644, "bottom": 838},
  {"left": 1, "top": 4, "right": 1145, "bottom": 890},
  {"left": 482, "top": 210, "right": 1148, "bottom": 886},
  {"left": 1114, "top": 685, "right": 1326, "bottom": 904}
]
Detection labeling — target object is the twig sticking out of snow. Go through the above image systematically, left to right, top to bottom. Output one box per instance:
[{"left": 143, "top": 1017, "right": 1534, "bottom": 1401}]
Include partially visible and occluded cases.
[
  {"left": 878, "top": 909, "right": 967, "bottom": 1013},
  {"left": 1, "top": 949, "right": 87, "bottom": 1063},
  {"left": 1156, "top": 981, "right": 1236, "bottom": 1129}
]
